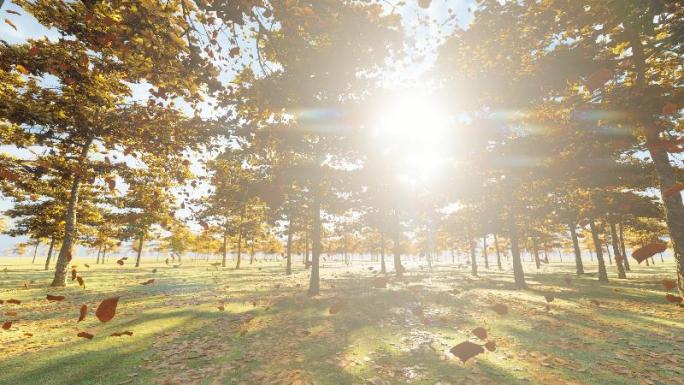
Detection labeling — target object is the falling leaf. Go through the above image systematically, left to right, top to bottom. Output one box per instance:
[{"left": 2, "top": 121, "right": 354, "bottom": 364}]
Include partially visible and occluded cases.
[
  {"left": 417, "top": 0, "right": 432, "bottom": 8},
  {"left": 6, "top": 10, "right": 20, "bottom": 15},
  {"left": 4, "top": 18, "right": 17, "bottom": 31},
  {"left": 15, "top": 64, "right": 29, "bottom": 75},
  {"left": 663, "top": 182, "right": 684, "bottom": 200},
  {"left": 632, "top": 243, "right": 668, "bottom": 263},
  {"left": 117, "top": 259, "right": 124, "bottom": 266},
  {"left": 84, "top": 264, "right": 90, "bottom": 268},
  {"left": 71, "top": 269, "right": 77, "bottom": 281},
  {"left": 77, "top": 276, "right": 85, "bottom": 287},
  {"left": 662, "top": 278, "right": 677, "bottom": 291},
  {"left": 140, "top": 279, "right": 155, "bottom": 285},
  {"left": 46, "top": 294, "right": 66, "bottom": 301},
  {"left": 665, "top": 294, "right": 683, "bottom": 303},
  {"left": 544, "top": 295, "right": 555, "bottom": 303},
  {"left": 95, "top": 297, "right": 119, "bottom": 322},
  {"left": 6, "top": 299, "right": 21, "bottom": 305},
  {"left": 329, "top": 299, "right": 348, "bottom": 314},
  {"left": 491, "top": 303, "right": 508, "bottom": 315},
  {"left": 78, "top": 304, "right": 87, "bottom": 322},
  {"left": 2, "top": 321, "right": 12, "bottom": 330},
  {"left": 472, "top": 327, "right": 487, "bottom": 340},
  {"left": 77, "top": 331, "right": 94, "bottom": 340},
  {"left": 110, "top": 331, "right": 133, "bottom": 337},
  {"left": 24, "top": 332, "right": 33, "bottom": 337},
  {"left": 484, "top": 340, "right": 496, "bottom": 352},
  {"left": 450, "top": 341, "right": 485, "bottom": 363}
]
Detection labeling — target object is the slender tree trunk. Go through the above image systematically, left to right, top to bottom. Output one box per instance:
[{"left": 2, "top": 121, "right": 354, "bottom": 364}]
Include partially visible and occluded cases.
[
  {"left": 628, "top": 24, "right": 684, "bottom": 294},
  {"left": 51, "top": 137, "right": 93, "bottom": 287},
  {"left": 308, "top": 180, "right": 322, "bottom": 296},
  {"left": 235, "top": 207, "right": 244, "bottom": 270},
  {"left": 392, "top": 210, "right": 404, "bottom": 278},
  {"left": 508, "top": 211, "right": 526, "bottom": 289},
  {"left": 286, "top": 218, "right": 293, "bottom": 275},
  {"left": 589, "top": 219, "right": 609, "bottom": 282},
  {"left": 609, "top": 221, "right": 627, "bottom": 279},
  {"left": 619, "top": 222, "right": 631, "bottom": 271},
  {"left": 569, "top": 223, "right": 584, "bottom": 275},
  {"left": 222, "top": 228, "right": 228, "bottom": 267},
  {"left": 380, "top": 230, "right": 386, "bottom": 274},
  {"left": 304, "top": 231, "right": 310, "bottom": 268},
  {"left": 135, "top": 232, "right": 145, "bottom": 268},
  {"left": 494, "top": 234, "right": 502, "bottom": 271},
  {"left": 44, "top": 235, "right": 56, "bottom": 271},
  {"left": 482, "top": 236, "right": 489, "bottom": 269},
  {"left": 469, "top": 237, "right": 478, "bottom": 277},
  {"left": 249, "top": 238, "right": 255, "bottom": 264},
  {"left": 532, "top": 238, "right": 541, "bottom": 269},
  {"left": 605, "top": 240, "right": 613, "bottom": 264},
  {"left": 31, "top": 241, "right": 39, "bottom": 264},
  {"left": 96, "top": 245, "right": 101, "bottom": 264},
  {"left": 102, "top": 245, "right": 106, "bottom": 264}
]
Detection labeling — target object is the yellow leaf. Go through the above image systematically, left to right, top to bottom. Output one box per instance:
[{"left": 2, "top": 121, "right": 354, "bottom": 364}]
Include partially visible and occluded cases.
[{"left": 15, "top": 64, "right": 29, "bottom": 75}]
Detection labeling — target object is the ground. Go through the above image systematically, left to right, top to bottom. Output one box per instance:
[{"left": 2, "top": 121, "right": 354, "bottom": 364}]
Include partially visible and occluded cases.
[{"left": 0, "top": 256, "right": 683, "bottom": 385}]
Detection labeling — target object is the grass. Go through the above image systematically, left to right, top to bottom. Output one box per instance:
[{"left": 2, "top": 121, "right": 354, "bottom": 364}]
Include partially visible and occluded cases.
[{"left": 0, "top": 255, "right": 683, "bottom": 385}]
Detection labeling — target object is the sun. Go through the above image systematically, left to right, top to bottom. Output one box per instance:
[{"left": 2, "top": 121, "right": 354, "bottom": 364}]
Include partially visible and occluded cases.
[{"left": 371, "top": 91, "right": 452, "bottom": 185}]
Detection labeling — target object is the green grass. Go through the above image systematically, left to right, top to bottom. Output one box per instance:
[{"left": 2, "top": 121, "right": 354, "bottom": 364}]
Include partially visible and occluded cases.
[{"left": 1, "top": 256, "right": 683, "bottom": 385}]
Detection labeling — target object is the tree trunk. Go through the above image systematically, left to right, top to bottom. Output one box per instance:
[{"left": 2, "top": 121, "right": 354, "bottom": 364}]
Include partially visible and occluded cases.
[
  {"left": 628, "top": 23, "right": 684, "bottom": 294},
  {"left": 51, "top": 137, "right": 93, "bottom": 287},
  {"left": 308, "top": 181, "right": 322, "bottom": 296},
  {"left": 235, "top": 207, "right": 244, "bottom": 270},
  {"left": 392, "top": 211, "right": 404, "bottom": 278},
  {"left": 508, "top": 211, "right": 526, "bottom": 289},
  {"left": 286, "top": 218, "right": 293, "bottom": 275},
  {"left": 589, "top": 219, "right": 609, "bottom": 282},
  {"left": 609, "top": 221, "right": 627, "bottom": 279},
  {"left": 619, "top": 222, "right": 631, "bottom": 271},
  {"left": 569, "top": 223, "right": 584, "bottom": 275},
  {"left": 222, "top": 228, "right": 228, "bottom": 267},
  {"left": 380, "top": 230, "right": 386, "bottom": 274},
  {"left": 304, "top": 231, "right": 310, "bottom": 268},
  {"left": 135, "top": 232, "right": 145, "bottom": 267},
  {"left": 494, "top": 234, "right": 502, "bottom": 271},
  {"left": 44, "top": 235, "right": 56, "bottom": 271},
  {"left": 482, "top": 236, "right": 489, "bottom": 269},
  {"left": 249, "top": 237, "right": 255, "bottom": 264},
  {"left": 532, "top": 237, "right": 541, "bottom": 269},
  {"left": 469, "top": 238, "right": 478, "bottom": 277},
  {"left": 605, "top": 240, "right": 613, "bottom": 264},
  {"left": 31, "top": 241, "right": 39, "bottom": 264},
  {"left": 96, "top": 245, "right": 102, "bottom": 264},
  {"left": 102, "top": 245, "right": 106, "bottom": 264}
]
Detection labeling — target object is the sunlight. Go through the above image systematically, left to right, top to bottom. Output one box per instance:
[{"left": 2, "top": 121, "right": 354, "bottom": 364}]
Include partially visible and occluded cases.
[{"left": 372, "top": 92, "right": 452, "bottom": 184}]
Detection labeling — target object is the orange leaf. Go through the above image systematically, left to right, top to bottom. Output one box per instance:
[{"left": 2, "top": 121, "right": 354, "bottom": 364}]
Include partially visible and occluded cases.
[
  {"left": 15, "top": 64, "right": 29, "bottom": 75},
  {"left": 662, "top": 278, "right": 677, "bottom": 291},
  {"left": 46, "top": 294, "right": 65, "bottom": 301},
  {"left": 665, "top": 294, "right": 683, "bottom": 303},
  {"left": 95, "top": 297, "right": 119, "bottom": 322},
  {"left": 6, "top": 299, "right": 21, "bottom": 305},
  {"left": 78, "top": 304, "right": 87, "bottom": 322},
  {"left": 5, "top": 311, "right": 17, "bottom": 317},
  {"left": 2, "top": 321, "right": 12, "bottom": 330},
  {"left": 472, "top": 327, "right": 487, "bottom": 340},
  {"left": 77, "top": 331, "right": 94, "bottom": 340},
  {"left": 484, "top": 340, "right": 496, "bottom": 352},
  {"left": 450, "top": 341, "right": 484, "bottom": 363}
]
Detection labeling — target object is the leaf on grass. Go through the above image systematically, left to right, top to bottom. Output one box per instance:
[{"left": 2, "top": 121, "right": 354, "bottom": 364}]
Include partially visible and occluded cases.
[
  {"left": 632, "top": 243, "right": 668, "bottom": 263},
  {"left": 116, "top": 258, "right": 124, "bottom": 266},
  {"left": 662, "top": 278, "right": 677, "bottom": 291},
  {"left": 140, "top": 279, "right": 155, "bottom": 285},
  {"left": 46, "top": 294, "right": 65, "bottom": 301},
  {"left": 665, "top": 294, "right": 683, "bottom": 303},
  {"left": 544, "top": 295, "right": 555, "bottom": 303},
  {"left": 95, "top": 297, "right": 119, "bottom": 322},
  {"left": 6, "top": 299, "right": 21, "bottom": 305},
  {"left": 329, "top": 299, "right": 348, "bottom": 315},
  {"left": 491, "top": 303, "right": 508, "bottom": 315},
  {"left": 78, "top": 304, "right": 87, "bottom": 322},
  {"left": 2, "top": 321, "right": 11, "bottom": 330},
  {"left": 472, "top": 327, "right": 487, "bottom": 340},
  {"left": 77, "top": 331, "right": 94, "bottom": 340},
  {"left": 110, "top": 331, "right": 133, "bottom": 337},
  {"left": 24, "top": 332, "right": 33, "bottom": 337},
  {"left": 484, "top": 340, "right": 496, "bottom": 352},
  {"left": 450, "top": 341, "right": 484, "bottom": 363}
]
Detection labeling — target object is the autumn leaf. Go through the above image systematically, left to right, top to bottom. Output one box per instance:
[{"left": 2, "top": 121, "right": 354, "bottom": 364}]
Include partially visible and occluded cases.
[
  {"left": 417, "top": 0, "right": 432, "bottom": 9},
  {"left": 6, "top": 10, "right": 20, "bottom": 15},
  {"left": 4, "top": 18, "right": 17, "bottom": 31},
  {"left": 15, "top": 64, "right": 29, "bottom": 75},
  {"left": 663, "top": 182, "right": 684, "bottom": 200},
  {"left": 632, "top": 242, "right": 668, "bottom": 263},
  {"left": 117, "top": 258, "right": 125, "bottom": 266},
  {"left": 71, "top": 268, "right": 77, "bottom": 281},
  {"left": 140, "top": 279, "right": 155, "bottom": 285},
  {"left": 661, "top": 279, "right": 677, "bottom": 291},
  {"left": 46, "top": 294, "right": 66, "bottom": 301},
  {"left": 665, "top": 294, "right": 683, "bottom": 303},
  {"left": 544, "top": 295, "right": 555, "bottom": 303},
  {"left": 95, "top": 297, "right": 119, "bottom": 322},
  {"left": 6, "top": 299, "right": 21, "bottom": 305},
  {"left": 491, "top": 303, "right": 508, "bottom": 315},
  {"left": 78, "top": 304, "right": 87, "bottom": 322},
  {"left": 5, "top": 311, "right": 17, "bottom": 317},
  {"left": 2, "top": 321, "right": 12, "bottom": 330},
  {"left": 472, "top": 327, "right": 487, "bottom": 340},
  {"left": 77, "top": 331, "right": 94, "bottom": 340},
  {"left": 110, "top": 331, "right": 133, "bottom": 337},
  {"left": 484, "top": 340, "right": 496, "bottom": 352},
  {"left": 450, "top": 341, "right": 485, "bottom": 363}
]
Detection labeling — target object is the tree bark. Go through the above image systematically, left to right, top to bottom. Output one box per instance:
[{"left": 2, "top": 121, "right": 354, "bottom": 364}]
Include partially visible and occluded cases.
[
  {"left": 51, "top": 136, "right": 94, "bottom": 286},
  {"left": 308, "top": 180, "right": 322, "bottom": 296},
  {"left": 235, "top": 207, "right": 244, "bottom": 270},
  {"left": 392, "top": 210, "right": 404, "bottom": 278},
  {"left": 508, "top": 211, "right": 526, "bottom": 289},
  {"left": 286, "top": 217, "right": 293, "bottom": 275},
  {"left": 589, "top": 219, "right": 609, "bottom": 282},
  {"left": 609, "top": 221, "right": 627, "bottom": 279},
  {"left": 619, "top": 222, "right": 631, "bottom": 271},
  {"left": 569, "top": 223, "right": 584, "bottom": 275},
  {"left": 222, "top": 228, "right": 228, "bottom": 267},
  {"left": 380, "top": 230, "right": 386, "bottom": 274},
  {"left": 304, "top": 231, "right": 310, "bottom": 268},
  {"left": 135, "top": 232, "right": 145, "bottom": 268},
  {"left": 494, "top": 234, "right": 503, "bottom": 271},
  {"left": 44, "top": 235, "right": 56, "bottom": 271},
  {"left": 482, "top": 236, "right": 489, "bottom": 269},
  {"left": 469, "top": 237, "right": 478, "bottom": 277},
  {"left": 532, "top": 237, "right": 541, "bottom": 269},
  {"left": 605, "top": 240, "right": 613, "bottom": 264},
  {"left": 31, "top": 241, "right": 39, "bottom": 264},
  {"left": 96, "top": 245, "right": 101, "bottom": 265}
]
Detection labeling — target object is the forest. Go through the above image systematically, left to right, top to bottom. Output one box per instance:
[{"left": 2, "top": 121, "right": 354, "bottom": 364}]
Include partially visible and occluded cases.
[{"left": 0, "top": 1, "right": 683, "bottom": 384}]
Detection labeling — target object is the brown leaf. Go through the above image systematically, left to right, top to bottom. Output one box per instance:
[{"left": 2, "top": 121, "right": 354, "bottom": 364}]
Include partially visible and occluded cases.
[
  {"left": 6, "top": 10, "right": 20, "bottom": 15},
  {"left": 4, "top": 18, "right": 17, "bottom": 31},
  {"left": 663, "top": 182, "right": 684, "bottom": 200},
  {"left": 632, "top": 243, "right": 668, "bottom": 263},
  {"left": 116, "top": 258, "right": 124, "bottom": 266},
  {"left": 71, "top": 269, "right": 77, "bottom": 281},
  {"left": 77, "top": 276, "right": 85, "bottom": 287},
  {"left": 662, "top": 278, "right": 677, "bottom": 291},
  {"left": 140, "top": 279, "right": 155, "bottom": 285},
  {"left": 46, "top": 294, "right": 65, "bottom": 301},
  {"left": 665, "top": 294, "right": 683, "bottom": 303},
  {"left": 544, "top": 295, "right": 555, "bottom": 303},
  {"left": 95, "top": 297, "right": 119, "bottom": 322},
  {"left": 6, "top": 299, "right": 21, "bottom": 305},
  {"left": 329, "top": 299, "right": 348, "bottom": 315},
  {"left": 590, "top": 299, "right": 601, "bottom": 307},
  {"left": 491, "top": 303, "right": 508, "bottom": 315},
  {"left": 78, "top": 304, "right": 87, "bottom": 322},
  {"left": 217, "top": 305, "right": 225, "bottom": 311},
  {"left": 5, "top": 311, "right": 17, "bottom": 317},
  {"left": 2, "top": 321, "right": 12, "bottom": 330},
  {"left": 472, "top": 327, "right": 487, "bottom": 340},
  {"left": 77, "top": 331, "right": 94, "bottom": 340},
  {"left": 110, "top": 331, "right": 133, "bottom": 337},
  {"left": 484, "top": 340, "right": 496, "bottom": 352},
  {"left": 450, "top": 341, "right": 484, "bottom": 363}
]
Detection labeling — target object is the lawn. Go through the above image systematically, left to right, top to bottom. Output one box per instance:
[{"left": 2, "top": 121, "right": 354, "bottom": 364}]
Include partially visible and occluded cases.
[{"left": 1, "top": 256, "right": 683, "bottom": 385}]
